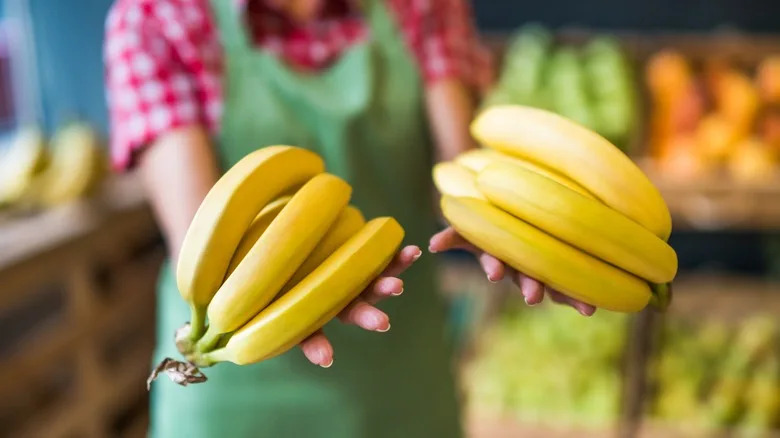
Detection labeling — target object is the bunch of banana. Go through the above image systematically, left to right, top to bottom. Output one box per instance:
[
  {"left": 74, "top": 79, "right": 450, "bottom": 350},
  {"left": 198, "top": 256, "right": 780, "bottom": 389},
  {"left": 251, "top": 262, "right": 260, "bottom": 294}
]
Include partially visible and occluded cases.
[
  {"left": 433, "top": 105, "right": 677, "bottom": 313},
  {"left": 24, "top": 122, "right": 107, "bottom": 207},
  {"left": 0, "top": 126, "right": 48, "bottom": 207},
  {"left": 153, "top": 146, "right": 404, "bottom": 385}
]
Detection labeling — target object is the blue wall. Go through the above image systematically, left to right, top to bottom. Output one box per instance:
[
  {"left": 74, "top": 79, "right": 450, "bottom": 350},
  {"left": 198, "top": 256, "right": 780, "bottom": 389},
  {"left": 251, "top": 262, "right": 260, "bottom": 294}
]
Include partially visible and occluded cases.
[{"left": 29, "top": 0, "right": 112, "bottom": 135}]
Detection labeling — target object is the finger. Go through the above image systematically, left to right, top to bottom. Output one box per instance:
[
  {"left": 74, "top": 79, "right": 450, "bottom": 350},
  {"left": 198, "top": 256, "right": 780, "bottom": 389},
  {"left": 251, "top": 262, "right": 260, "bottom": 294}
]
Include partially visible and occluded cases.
[
  {"left": 429, "top": 227, "right": 483, "bottom": 255},
  {"left": 430, "top": 228, "right": 506, "bottom": 282},
  {"left": 381, "top": 245, "right": 422, "bottom": 278},
  {"left": 479, "top": 252, "right": 506, "bottom": 283},
  {"left": 512, "top": 271, "right": 544, "bottom": 305},
  {"left": 362, "top": 276, "right": 403, "bottom": 304},
  {"left": 547, "top": 288, "right": 597, "bottom": 316},
  {"left": 547, "top": 289, "right": 568, "bottom": 305},
  {"left": 337, "top": 299, "right": 390, "bottom": 332},
  {"left": 299, "top": 330, "right": 334, "bottom": 368}
]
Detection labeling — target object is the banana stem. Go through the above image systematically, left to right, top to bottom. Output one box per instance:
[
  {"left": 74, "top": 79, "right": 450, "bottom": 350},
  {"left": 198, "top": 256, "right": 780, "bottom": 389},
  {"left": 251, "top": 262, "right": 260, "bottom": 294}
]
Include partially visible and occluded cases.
[
  {"left": 649, "top": 282, "right": 672, "bottom": 311},
  {"left": 189, "top": 305, "right": 207, "bottom": 342},
  {"left": 195, "top": 324, "right": 223, "bottom": 353},
  {"left": 215, "top": 331, "right": 234, "bottom": 349},
  {"left": 197, "top": 348, "right": 228, "bottom": 367}
]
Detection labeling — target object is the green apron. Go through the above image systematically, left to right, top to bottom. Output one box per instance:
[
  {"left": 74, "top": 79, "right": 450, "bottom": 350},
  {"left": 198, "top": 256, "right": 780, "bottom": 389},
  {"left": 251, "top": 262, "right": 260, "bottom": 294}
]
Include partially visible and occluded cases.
[{"left": 149, "top": 1, "right": 461, "bottom": 437}]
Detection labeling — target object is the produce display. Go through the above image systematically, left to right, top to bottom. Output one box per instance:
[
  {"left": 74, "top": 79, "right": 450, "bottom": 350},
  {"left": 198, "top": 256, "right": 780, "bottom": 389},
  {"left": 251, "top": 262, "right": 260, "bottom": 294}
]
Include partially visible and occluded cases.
[
  {"left": 483, "top": 25, "right": 639, "bottom": 151},
  {"left": 647, "top": 51, "right": 780, "bottom": 183},
  {"left": 434, "top": 105, "right": 677, "bottom": 313},
  {"left": 0, "top": 122, "right": 106, "bottom": 211},
  {"left": 149, "top": 146, "right": 404, "bottom": 385},
  {"left": 463, "top": 298, "right": 628, "bottom": 429},
  {"left": 649, "top": 316, "right": 780, "bottom": 436}
]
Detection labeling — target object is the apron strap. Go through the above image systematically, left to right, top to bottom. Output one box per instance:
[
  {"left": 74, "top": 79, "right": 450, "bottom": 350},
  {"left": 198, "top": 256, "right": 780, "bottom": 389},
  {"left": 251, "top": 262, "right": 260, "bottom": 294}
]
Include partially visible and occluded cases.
[
  {"left": 208, "top": 0, "right": 254, "bottom": 53},
  {"left": 361, "top": 0, "right": 395, "bottom": 42}
]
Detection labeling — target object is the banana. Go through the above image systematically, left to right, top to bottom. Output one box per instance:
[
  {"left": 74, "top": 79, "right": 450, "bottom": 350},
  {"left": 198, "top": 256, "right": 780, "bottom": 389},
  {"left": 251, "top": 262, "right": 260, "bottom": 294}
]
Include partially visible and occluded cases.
[
  {"left": 471, "top": 105, "right": 671, "bottom": 239},
  {"left": 32, "top": 123, "right": 105, "bottom": 206},
  {"left": 0, "top": 127, "right": 47, "bottom": 205},
  {"left": 176, "top": 146, "right": 324, "bottom": 339},
  {"left": 455, "top": 148, "right": 595, "bottom": 199},
  {"left": 432, "top": 161, "right": 486, "bottom": 200},
  {"left": 477, "top": 162, "right": 678, "bottom": 283},
  {"left": 199, "top": 173, "right": 352, "bottom": 350},
  {"left": 441, "top": 195, "right": 651, "bottom": 312},
  {"left": 225, "top": 196, "right": 293, "bottom": 276},
  {"left": 226, "top": 202, "right": 366, "bottom": 298},
  {"left": 281, "top": 205, "right": 366, "bottom": 294},
  {"left": 200, "top": 217, "right": 404, "bottom": 366}
]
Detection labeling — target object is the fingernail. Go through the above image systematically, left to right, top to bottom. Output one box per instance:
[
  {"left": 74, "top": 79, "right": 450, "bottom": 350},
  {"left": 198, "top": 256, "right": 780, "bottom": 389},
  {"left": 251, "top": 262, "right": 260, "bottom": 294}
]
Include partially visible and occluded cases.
[
  {"left": 428, "top": 245, "right": 438, "bottom": 254},
  {"left": 412, "top": 250, "right": 423, "bottom": 261},
  {"left": 487, "top": 275, "right": 498, "bottom": 284},
  {"left": 391, "top": 287, "right": 404, "bottom": 296},
  {"left": 524, "top": 296, "right": 537, "bottom": 306},
  {"left": 363, "top": 312, "right": 382, "bottom": 329},
  {"left": 376, "top": 324, "right": 391, "bottom": 333},
  {"left": 313, "top": 348, "right": 325, "bottom": 365},
  {"left": 320, "top": 358, "right": 334, "bottom": 368}
]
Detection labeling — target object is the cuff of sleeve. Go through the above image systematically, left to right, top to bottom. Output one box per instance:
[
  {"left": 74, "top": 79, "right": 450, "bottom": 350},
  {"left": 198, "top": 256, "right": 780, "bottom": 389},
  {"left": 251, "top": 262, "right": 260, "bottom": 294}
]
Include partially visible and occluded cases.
[
  {"left": 422, "top": 48, "right": 495, "bottom": 93},
  {"left": 110, "top": 116, "right": 208, "bottom": 172}
]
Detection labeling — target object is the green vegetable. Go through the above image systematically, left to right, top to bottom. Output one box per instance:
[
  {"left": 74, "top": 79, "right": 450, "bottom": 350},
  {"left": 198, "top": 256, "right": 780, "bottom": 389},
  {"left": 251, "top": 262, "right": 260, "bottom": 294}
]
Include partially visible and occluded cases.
[
  {"left": 495, "top": 24, "right": 552, "bottom": 107},
  {"left": 582, "top": 37, "right": 638, "bottom": 150},
  {"left": 544, "top": 47, "right": 596, "bottom": 130},
  {"left": 463, "top": 299, "right": 627, "bottom": 428}
]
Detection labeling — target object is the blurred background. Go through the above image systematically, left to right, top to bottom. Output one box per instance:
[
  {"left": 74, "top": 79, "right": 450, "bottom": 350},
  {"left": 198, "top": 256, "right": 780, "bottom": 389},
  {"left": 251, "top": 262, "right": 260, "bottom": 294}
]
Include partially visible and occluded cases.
[{"left": 0, "top": 0, "right": 778, "bottom": 437}]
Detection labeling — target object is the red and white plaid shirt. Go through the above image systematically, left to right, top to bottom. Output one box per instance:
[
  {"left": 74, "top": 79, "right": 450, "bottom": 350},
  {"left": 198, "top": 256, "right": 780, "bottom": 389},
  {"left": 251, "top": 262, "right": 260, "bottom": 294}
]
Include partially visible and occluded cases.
[{"left": 105, "top": 0, "right": 493, "bottom": 170}]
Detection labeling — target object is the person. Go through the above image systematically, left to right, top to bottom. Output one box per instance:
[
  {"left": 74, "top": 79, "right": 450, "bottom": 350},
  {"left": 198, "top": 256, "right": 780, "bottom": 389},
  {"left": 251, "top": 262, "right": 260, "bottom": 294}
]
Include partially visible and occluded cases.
[{"left": 104, "top": 0, "right": 595, "bottom": 436}]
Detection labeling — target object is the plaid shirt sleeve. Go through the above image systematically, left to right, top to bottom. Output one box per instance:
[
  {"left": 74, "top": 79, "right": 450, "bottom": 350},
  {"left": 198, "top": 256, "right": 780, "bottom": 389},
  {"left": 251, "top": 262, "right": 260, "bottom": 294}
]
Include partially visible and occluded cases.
[
  {"left": 104, "top": 0, "right": 222, "bottom": 170},
  {"left": 392, "top": 0, "right": 494, "bottom": 91}
]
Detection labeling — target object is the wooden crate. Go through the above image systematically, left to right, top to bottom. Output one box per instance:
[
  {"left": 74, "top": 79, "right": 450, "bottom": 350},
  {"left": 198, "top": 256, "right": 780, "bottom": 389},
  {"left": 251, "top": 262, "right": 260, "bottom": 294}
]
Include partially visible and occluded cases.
[
  {"left": 641, "top": 162, "right": 780, "bottom": 231},
  {"left": 0, "top": 174, "right": 162, "bottom": 438},
  {"left": 444, "top": 259, "right": 648, "bottom": 438},
  {"left": 457, "top": 274, "right": 780, "bottom": 438},
  {"left": 637, "top": 274, "right": 780, "bottom": 438},
  {"left": 466, "top": 413, "right": 619, "bottom": 438},
  {"left": 638, "top": 422, "right": 780, "bottom": 438}
]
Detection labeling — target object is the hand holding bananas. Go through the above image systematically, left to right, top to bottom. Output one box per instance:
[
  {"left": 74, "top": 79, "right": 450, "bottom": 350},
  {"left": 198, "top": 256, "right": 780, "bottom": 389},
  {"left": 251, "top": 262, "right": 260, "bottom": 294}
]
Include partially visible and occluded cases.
[
  {"left": 432, "top": 105, "right": 677, "bottom": 313},
  {"left": 149, "top": 146, "right": 415, "bottom": 387},
  {"left": 430, "top": 227, "right": 597, "bottom": 316}
]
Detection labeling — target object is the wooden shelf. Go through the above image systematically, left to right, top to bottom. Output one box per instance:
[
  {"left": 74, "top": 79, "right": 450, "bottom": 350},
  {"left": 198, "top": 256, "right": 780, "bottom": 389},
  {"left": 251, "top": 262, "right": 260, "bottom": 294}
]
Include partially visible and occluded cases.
[
  {"left": 637, "top": 161, "right": 780, "bottom": 231},
  {"left": 0, "top": 172, "right": 161, "bottom": 437},
  {"left": 0, "top": 173, "right": 148, "bottom": 270},
  {"left": 665, "top": 273, "right": 780, "bottom": 322},
  {"left": 466, "top": 414, "right": 619, "bottom": 438},
  {"left": 637, "top": 422, "right": 780, "bottom": 438}
]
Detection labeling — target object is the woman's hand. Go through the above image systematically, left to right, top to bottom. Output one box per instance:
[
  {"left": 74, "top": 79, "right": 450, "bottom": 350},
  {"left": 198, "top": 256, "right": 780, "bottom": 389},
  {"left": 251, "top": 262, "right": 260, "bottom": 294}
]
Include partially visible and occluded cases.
[
  {"left": 429, "top": 227, "right": 597, "bottom": 317},
  {"left": 298, "top": 245, "right": 422, "bottom": 367}
]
